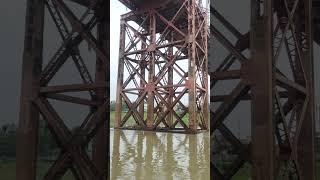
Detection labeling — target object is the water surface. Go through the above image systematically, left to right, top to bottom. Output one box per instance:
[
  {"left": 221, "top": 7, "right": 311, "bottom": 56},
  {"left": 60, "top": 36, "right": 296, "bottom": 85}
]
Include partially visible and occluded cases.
[{"left": 110, "top": 129, "right": 209, "bottom": 180}]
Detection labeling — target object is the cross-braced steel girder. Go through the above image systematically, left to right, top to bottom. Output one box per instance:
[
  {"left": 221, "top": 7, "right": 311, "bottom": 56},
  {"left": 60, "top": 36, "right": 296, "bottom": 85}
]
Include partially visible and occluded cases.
[
  {"left": 17, "top": 0, "right": 109, "bottom": 179},
  {"left": 115, "top": 0, "right": 209, "bottom": 134},
  {"left": 210, "top": 0, "right": 315, "bottom": 179}
]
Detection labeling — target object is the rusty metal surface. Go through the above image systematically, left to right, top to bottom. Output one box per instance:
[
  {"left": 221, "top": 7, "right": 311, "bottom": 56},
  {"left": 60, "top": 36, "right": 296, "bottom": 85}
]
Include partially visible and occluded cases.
[
  {"left": 16, "top": 0, "right": 45, "bottom": 179},
  {"left": 17, "top": 0, "right": 109, "bottom": 179},
  {"left": 115, "top": 0, "right": 209, "bottom": 134},
  {"left": 119, "top": 0, "right": 179, "bottom": 10},
  {"left": 210, "top": 0, "right": 316, "bottom": 179}
]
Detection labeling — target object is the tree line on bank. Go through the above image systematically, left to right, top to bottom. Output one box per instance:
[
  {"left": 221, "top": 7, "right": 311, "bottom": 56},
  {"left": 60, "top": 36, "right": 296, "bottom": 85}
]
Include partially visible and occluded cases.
[
  {"left": 0, "top": 99, "right": 193, "bottom": 158},
  {"left": 109, "top": 100, "right": 186, "bottom": 112},
  {"left": 0, "top": 120, "right": 59, "bottom": 159}
]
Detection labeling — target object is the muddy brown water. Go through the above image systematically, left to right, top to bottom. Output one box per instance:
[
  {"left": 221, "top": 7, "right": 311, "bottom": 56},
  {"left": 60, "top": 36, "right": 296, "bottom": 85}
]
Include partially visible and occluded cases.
[{"left": 110, "top": 129, "right": 210, "bottom": 180}]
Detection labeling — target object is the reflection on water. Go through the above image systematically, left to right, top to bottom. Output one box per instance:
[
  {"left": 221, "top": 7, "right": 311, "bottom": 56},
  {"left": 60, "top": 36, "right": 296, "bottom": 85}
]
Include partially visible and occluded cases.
[{"left": 110, "top": 129, "right": 209, "bottom": 180}]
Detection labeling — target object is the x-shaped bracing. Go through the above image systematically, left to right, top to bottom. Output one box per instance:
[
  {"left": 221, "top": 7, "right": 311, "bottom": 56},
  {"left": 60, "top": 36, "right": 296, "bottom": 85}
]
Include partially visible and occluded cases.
[
  {"left": 35, "top": 0, "right": 109, "bottom": 179},
  {"left": 35, "top": 97, "right": 108, "bottom": 179}
]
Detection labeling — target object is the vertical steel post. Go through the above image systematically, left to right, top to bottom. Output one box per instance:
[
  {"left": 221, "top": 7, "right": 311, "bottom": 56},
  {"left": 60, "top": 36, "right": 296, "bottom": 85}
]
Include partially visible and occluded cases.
[
  {"left": 17, "top": 0, "right": 45, "bottom": 179},
  {"left": 188, "top": 0, "right": 198, "bottom": 132},
  {"left": 250, "top": 0, "right": 274, "bottom": 179},
  {"left": 298, "top": 0, "right": 316, "bottom": 179},
  {"left": 146, "top": 10, "right": 156, "bottom": 129},
  {"left": 203, "top": 10, "right": 209, "bottom": 130},
  {"left": 92, "top": 12, "right": 109, "bottom": 179},
  {"left": 115, "top": 19, "right": 126, "bottom": 128},
  {"left": 167, "top": 33, "right": 174, "bottom": 127},
  {"left": 139, "top": 37, "right": 146, "bottom": 121}
]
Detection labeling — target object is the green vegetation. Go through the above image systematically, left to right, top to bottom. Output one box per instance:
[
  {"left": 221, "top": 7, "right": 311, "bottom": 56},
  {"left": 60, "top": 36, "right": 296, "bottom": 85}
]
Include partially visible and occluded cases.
[
  {"left": 109, "top": 100, "right": 129, "bottom": 112},
  {"left": 0, "top": 132, "right": 16, "bottom": 157},
  {"left": 0, "top": 160, "right": 74, "bottom": 180},
  {"left": 233, "top": 165, "right": 251, "bottom": 180}
]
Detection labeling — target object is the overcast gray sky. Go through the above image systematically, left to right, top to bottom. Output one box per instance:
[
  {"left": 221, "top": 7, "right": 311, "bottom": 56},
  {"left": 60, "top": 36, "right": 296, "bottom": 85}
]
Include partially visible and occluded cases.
[{"left": 0, "top": 1, "right": 25, "bottom": 126}]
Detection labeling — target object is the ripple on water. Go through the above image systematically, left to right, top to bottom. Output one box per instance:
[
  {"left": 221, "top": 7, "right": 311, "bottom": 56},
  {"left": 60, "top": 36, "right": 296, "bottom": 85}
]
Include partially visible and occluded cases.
[{"left": 110, "top": 129, "right": 210, "bottom": 180}]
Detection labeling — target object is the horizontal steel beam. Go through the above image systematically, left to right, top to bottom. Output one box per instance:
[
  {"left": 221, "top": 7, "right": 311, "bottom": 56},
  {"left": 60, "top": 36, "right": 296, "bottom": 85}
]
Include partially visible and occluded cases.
[
  {"left": 67, "top": 0, "right": 95, "bottom": 7},
  {"left": 210, "top": 70, "right": 241, "bottom": 80},
  {"left": 211, "top": 81, "right": 250, "bottom": 130},
  {"left": 40, "top": 83, "right": 107, "bottom": 93},
  {"left": 211, "top": 91, "right": 288, "bottom": 102},
  {"left": 45, "top": 93, "right": 99, "bottom": 106}
]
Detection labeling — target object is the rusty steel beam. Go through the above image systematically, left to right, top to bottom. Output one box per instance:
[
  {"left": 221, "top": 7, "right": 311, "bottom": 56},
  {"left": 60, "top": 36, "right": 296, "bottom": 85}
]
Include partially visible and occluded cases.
[
  {"left": 16, "top": 0, "right": 45, "bottom": 180},
  {"left": 17, "top": 0, "right": 109, "bottom": 179},
  {"left": 45, "top": 0, "right": 95, "bottom": 96},
  {"left": 67, "top": 0, "right": 91, "bottom": 7},
  {"left": 188, "top": 0, "right": 197, "bottom": 132},
  {"left": 250, "top": 0, "right": 274, "bottom": 178},
  {"left": 297, "top": 0, "right": 316, "bottom": 178},
  {"left": 92, "top": 4, "right": 109, "bottom": 178},
  {"left": 146, "top": 10, "right": 156, "bottom": 130},
  {"left": 115, "top": 18, "right": 126, "bottom": 129},
  {"left": 39, "top": 30, "right": 96, "bottom": 87},
  {"left": 166, "top": 33, "right": 174, "bottom": 127},
  {"left": 139, "top": 37, "right": 146, "bottom": 122},
  {"left": 210, "top": 70, "right": 241, "bottom": 80},
  {"left": 40, "top": 83, "right": 107, "bottom": 93},
  {"left": 211, "top": 91, "right": 289, "bottom": 102},
  {"left": 45, "top": 93, "right": 99, "bottom": 106}
]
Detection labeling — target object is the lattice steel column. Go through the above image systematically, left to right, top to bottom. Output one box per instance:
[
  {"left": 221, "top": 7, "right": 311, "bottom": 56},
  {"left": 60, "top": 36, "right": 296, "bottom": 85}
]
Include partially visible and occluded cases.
[
  {"left": 17, "top": 0, "right": 109, "bottom": 179},
  {"left": 115, "top": 0, "right": 209, "bottom": 133},
  {"left": 210, "top": 0, "right": 315, "bottom": 179},
  {"left": 146, "top": 10, "right": 156, "bottom": 129}
]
